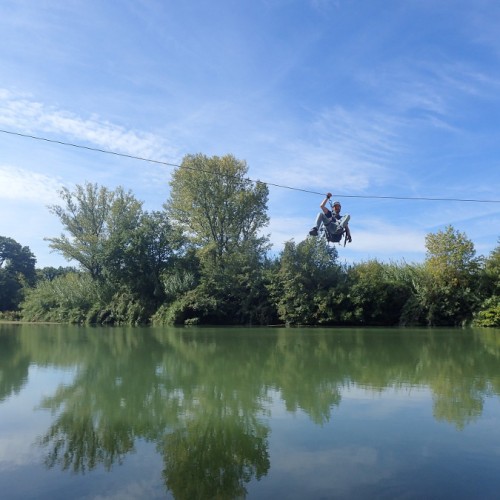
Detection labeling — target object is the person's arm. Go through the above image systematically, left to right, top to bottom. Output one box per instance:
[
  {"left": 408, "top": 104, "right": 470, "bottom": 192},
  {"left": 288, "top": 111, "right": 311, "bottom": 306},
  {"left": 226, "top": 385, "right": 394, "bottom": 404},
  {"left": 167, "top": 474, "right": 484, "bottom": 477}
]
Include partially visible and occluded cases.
[{"left": 320, "top": 193, "right": 332, "bottom": 215}]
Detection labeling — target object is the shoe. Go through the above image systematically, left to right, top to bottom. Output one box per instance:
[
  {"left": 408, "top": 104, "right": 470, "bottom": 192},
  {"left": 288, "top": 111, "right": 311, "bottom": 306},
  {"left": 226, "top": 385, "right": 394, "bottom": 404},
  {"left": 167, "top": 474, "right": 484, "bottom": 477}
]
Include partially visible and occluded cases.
[
  {"left": 340, "top": 214, "right": 350, "bottom": 227},
  {"left": 309, "top": 227, "right": 318, "bottom": 236}
]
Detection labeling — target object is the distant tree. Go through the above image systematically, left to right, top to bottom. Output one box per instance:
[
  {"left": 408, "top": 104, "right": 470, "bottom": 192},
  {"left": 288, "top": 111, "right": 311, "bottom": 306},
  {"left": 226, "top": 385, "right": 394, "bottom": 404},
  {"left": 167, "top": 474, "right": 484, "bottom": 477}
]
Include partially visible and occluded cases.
[
  {"left": 0, "top": 236, "right": 36, "bottom": 311},
  {"left": 36, "top": 266, "right": 77, "bottom": 282}
]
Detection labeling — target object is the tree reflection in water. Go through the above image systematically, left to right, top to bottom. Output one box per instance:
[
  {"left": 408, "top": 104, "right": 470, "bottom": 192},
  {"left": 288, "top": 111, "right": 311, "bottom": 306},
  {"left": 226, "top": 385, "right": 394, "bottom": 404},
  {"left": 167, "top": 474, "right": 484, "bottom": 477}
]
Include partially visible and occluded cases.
[
  {"left": 2, "top": 324, "right": 500, "bottom": 498},
  {"left": 162, "top": 416, "right": 269, "bottom": 499}
]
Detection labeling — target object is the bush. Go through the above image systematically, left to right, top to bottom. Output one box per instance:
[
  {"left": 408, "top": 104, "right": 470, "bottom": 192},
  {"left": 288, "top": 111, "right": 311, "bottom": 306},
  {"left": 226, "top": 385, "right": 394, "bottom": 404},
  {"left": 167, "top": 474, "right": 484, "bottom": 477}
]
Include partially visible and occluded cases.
[
  {"left": 21, "top": 272, "right": 103, "bottom": 323},
  {"left": 152, "top": 289, "right": 218, "bottom": 325},
  {"left": 473, "top": 296, "right": 500, "bottom": 327},
  {"left": 0, "top": 310, "right": 22, "bottom": 321}
]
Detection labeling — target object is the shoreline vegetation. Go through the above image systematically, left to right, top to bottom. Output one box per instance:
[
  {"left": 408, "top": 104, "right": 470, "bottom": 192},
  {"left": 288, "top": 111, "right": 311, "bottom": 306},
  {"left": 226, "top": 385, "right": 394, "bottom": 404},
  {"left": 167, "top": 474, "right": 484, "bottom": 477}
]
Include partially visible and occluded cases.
[{"left": 2, "top": 155, "right": 500, "bottom": 328}]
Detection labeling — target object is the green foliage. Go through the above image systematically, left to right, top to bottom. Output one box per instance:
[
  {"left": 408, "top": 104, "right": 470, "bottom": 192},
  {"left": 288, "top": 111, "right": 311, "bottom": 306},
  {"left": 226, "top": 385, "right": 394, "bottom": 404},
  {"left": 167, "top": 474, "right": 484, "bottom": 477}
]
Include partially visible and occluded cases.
[
  {"left": 166, "top": 153, "right": 270, "bottom": 264},
  {"left": 163, "top": 154, "right": 273, "bottom": 325},
  {"left": 8, "top": 169, "right": 500, "bottom": 327},
  {"left": 46, "top": 182, "right": 144, "bottom": 279},
  {"left": 40, "top": 183, "right": 182, "bottom": 324},
  {"left": 103, "top": 210, "right": 182, "bottom": 308},
  {"left": 420, "top": 226, "right": 482, "bottom": 325},
  {"left": 0, "top": 236, "right": 37, "bottom": 311},
  {"left": 268, "top": 238, "right": 343, "bottom": 325},
  {"left": 481, "top": 240, "right": 500, "bottom": 297},
  {"left": 193, "top": 247, "right": 275, "bottom": 325},
  {"left": 153, "top": 254, "right": 276, "bottom": 326},
  {"left": 347, "top": 260, "right": 413, "bottom": 325},
  {"left": 397, "top": 263, "right": 429, "bottom": 326},
  {"left": 36, "top": 266, "right": 78, "bottom": 282},
  {"left": 162, "top": 269, "right": 197, "bottom": 302},
  {"left": 21, "top": 272, "right": 104, "bottom": 323},
  {"left": 152, "top": 288, "right": 218, "bottom": 325},
  {"left": 97, "top": 289, "right": 148, "bottom": 326},
  {"left": 473, "top": 296, "right": 500, "bottom": 327},
  {"left": 0, "top": 310, "right": 22, "bottom": 321}
]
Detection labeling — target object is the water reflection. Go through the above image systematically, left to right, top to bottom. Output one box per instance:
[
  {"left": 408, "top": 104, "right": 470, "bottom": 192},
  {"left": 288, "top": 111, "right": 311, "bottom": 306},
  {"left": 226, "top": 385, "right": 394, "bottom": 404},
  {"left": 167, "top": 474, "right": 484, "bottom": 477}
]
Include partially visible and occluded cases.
[{"left": 1, "top": 324, "right": 500, "bottom": 498}]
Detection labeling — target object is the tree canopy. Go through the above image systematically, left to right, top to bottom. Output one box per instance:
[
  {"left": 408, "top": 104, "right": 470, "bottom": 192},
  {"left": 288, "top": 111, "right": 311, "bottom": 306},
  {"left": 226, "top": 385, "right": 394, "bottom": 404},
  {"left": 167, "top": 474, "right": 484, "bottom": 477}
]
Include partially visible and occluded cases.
[
  {"left": 165, "top": 153, "right": 270, "bottom": 264},
  {"left": 0, "top": 236, "right": 36, "bottom": 311}
]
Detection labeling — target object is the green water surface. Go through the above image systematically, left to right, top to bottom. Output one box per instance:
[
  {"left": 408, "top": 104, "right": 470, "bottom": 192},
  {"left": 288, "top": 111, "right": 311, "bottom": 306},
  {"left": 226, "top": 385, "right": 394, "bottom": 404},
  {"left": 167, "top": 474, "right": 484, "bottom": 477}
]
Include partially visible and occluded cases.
[{"left": 1, "top": 324, "right": 500, "bottom": 499}]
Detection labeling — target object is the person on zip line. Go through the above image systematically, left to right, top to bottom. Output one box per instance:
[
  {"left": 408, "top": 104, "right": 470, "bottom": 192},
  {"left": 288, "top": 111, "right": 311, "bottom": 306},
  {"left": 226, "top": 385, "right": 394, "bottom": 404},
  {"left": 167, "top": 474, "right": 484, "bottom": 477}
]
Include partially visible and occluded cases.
[{"left": 309, "top": 193, "right": 352, "bottom": 245}]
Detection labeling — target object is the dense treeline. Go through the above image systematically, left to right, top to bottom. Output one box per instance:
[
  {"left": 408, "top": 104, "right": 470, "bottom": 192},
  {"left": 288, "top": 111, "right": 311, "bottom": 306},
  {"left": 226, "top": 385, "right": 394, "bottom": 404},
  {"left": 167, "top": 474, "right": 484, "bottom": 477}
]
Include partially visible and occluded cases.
[{"left": 1, "top": 154, "right": 500, "bottom": 326}]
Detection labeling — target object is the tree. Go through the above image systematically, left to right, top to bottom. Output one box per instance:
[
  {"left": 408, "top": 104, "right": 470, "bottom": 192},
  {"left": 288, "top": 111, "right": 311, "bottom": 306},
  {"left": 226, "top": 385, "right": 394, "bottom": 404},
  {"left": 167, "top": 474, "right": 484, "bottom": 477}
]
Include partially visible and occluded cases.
[
  {"left": 163, "top": 154, "right": 271, "bottom": 324},
  {"left": 165, "top": 154, "right": 269, "bottom": 264},
  {"left": 44, "top": 182, "right": 181, "bottom": 324},
  {"left": 46, "top": 182, "right": 143, "bottom": 280},
  {"left": 106, "top": 210, "right": 182, "bottom": 304},
  {"left": 421, "top": 225, "right": 482, "bottom": 325},
  {"left": 0, "top": 236, "right": 36, "bottom": 311},
  {"left": 268, "top": 238, "right": 343, "bottom": 325},
  {"left": 481, "top": 239, "right": 500, "bottom": 296},
  {"left": 474, "top": 240, "right": 500, "bottom": 327},
  {"left": 347, "top": 260, "right": 413, "bottom": 325},
  {"left": 36, "top": 266, "right": 77, "bottom": 282}
]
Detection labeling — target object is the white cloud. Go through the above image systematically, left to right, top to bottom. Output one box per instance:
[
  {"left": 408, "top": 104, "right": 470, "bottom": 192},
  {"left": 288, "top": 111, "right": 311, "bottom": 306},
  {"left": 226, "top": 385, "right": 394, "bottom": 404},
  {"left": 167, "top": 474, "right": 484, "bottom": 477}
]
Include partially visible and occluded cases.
[
  {"left": 0, "top": 89, "right": 179, "bottom": 162},
  {"left": 0, "top": 165, "right": 62, "bottom": 204}
]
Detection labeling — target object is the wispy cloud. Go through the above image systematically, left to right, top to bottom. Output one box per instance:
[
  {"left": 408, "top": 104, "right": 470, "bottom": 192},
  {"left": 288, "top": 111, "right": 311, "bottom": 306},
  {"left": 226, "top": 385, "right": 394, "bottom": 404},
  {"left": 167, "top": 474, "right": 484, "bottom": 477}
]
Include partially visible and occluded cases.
[
  {"left": 0, "top": 89, "right": 178, "bottom": 162},
  {"left": 256, "top": 105, "right": 407, "bottom": 195},
  {"left": 0, "top": 165, "right": 62, "bottom": 204}
]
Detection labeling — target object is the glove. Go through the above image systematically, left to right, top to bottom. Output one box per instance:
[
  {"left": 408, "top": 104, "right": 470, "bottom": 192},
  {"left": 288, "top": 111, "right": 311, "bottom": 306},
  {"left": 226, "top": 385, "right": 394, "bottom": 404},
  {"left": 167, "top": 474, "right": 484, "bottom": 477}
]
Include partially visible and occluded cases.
[{"left": 326, "top": 192, "right": 332, "bottom": 199}]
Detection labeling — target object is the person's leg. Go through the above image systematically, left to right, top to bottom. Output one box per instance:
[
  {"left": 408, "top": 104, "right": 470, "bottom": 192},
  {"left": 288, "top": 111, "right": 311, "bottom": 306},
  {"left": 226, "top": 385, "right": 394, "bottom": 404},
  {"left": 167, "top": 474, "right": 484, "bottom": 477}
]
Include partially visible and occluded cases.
[
  {"left": 316, "top": 212, "right": 328, "bottom": 228},
  {"left": 309, "top": 213, "right": 328, "bottom": 236},
  {"left": 339, "top": 214, "right": 350, "bottom": 227}
]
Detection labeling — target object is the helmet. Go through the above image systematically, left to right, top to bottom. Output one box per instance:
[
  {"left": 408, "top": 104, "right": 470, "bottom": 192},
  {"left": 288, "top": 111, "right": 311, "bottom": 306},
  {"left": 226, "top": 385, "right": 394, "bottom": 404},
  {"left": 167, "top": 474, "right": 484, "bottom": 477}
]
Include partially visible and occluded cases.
[{"left": 333, "top": 200, "right": 341, "bottom": 207}]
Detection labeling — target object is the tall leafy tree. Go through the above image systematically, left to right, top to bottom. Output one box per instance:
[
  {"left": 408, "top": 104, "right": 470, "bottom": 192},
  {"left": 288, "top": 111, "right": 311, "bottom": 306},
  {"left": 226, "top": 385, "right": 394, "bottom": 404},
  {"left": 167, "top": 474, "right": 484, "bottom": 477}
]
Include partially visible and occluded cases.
[
  {"left": 163, "top": 154, "right": 271, "bottom": 324},
  {"left": 166, "top": 154, "right": 269, "bottom": 264},
  {"left": 44, "top": 182, "right": 181, "bottom": 323},
  {"left": 46, "top": 182, "right": 143, "bottom": 280},
  {"left": 108, "top": 210, "right": 182, "bottom": 302},
  {"left": 421, "top": 225, "right": 482, "bottom": 325},
  {"left": 0, "top": 236, "right": 36, "bottom": 311}
]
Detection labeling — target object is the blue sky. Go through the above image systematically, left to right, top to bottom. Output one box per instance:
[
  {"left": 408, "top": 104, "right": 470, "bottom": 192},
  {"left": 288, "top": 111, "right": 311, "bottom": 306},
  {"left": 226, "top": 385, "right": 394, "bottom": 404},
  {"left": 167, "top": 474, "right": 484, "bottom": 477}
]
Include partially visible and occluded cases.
[{"left": 1, "top": 0, "right": 500, "bottom": 268}]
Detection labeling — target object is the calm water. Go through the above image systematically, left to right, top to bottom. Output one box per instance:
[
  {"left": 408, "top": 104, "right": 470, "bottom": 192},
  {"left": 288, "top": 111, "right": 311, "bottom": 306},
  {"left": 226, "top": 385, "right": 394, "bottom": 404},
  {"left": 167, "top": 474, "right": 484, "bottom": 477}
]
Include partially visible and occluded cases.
[{"left": 1, "top": 324, "right": 500, "bottom": 499}]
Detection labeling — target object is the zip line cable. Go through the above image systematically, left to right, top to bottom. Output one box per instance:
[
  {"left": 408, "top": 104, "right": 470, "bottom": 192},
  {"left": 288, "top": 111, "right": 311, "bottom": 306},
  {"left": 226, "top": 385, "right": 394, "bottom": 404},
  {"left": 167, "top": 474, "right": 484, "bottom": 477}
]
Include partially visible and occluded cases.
[{"left": 2, "top": 128, "right": 500, "bottom": 204}]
